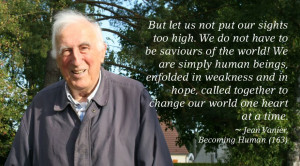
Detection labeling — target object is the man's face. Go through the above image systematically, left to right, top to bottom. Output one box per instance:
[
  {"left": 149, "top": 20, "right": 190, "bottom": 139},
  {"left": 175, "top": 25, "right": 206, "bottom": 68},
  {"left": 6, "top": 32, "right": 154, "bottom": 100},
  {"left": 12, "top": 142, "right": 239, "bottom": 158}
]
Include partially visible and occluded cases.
[{"left": 56, "top": 22, "right": 106, "bottom": 93}]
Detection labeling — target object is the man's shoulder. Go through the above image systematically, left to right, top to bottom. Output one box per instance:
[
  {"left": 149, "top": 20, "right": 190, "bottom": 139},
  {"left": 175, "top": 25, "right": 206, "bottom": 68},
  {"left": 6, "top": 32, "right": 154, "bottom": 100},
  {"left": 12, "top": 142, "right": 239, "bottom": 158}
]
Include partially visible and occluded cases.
[
  {"left": 102, "top": 69, "right": 152, "bottom": 109},
  {"left": 103, "top": 69, "right": 145, "bottom": 90},
  {"left": 34, "top": 80, "right": 65, "bottom": 99}
]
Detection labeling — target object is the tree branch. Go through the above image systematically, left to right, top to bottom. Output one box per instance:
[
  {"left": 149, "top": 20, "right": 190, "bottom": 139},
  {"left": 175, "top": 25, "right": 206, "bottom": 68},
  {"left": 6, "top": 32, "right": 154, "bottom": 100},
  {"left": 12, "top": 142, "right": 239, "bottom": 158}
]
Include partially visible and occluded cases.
[
  {"left": 76, "top": 0, "right": 145, "bottom": 19},
  {"left": 85, "top": 3, "right": 137, "bottom": 27},
  {"left": 87, "top": 3, "right": 148, "bottom": 22},
  {"left": 89, "top": 13, "right": 145, "bottom": 21},
  {"left": 93, "top": 14, "right": 139, "bottom": 28},
  {"left": 101, "top": 28, "right": 144, "bottom": 47},
  {"left": 105, "top": 61, "right": 147, "bottom": 75}
]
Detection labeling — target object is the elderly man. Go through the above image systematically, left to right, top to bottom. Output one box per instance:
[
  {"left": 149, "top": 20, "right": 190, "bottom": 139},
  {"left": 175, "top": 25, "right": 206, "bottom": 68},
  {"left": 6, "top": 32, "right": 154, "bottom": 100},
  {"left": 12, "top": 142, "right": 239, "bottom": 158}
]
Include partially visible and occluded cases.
[{"left": 5, "top": 10, "right": 172, "bottom": 166}]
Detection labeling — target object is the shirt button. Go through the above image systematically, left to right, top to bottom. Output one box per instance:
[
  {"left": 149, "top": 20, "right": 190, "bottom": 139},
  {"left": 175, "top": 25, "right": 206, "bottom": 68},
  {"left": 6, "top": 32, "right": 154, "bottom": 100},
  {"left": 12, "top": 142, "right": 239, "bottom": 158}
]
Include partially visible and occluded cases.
[{"left": 92, "top": 109, "right": 96, "bottom": 113}]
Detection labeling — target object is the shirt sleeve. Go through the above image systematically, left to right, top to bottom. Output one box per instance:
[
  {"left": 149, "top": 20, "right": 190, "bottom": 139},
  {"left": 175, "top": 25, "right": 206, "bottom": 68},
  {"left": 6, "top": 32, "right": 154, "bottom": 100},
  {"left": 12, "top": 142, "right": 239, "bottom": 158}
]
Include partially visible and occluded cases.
[
  {"left": 135, "top": 88, "right": 173, "bottom": 166},
  {"left": 5, "top": 104, "right": 33, "bottom": 166}
]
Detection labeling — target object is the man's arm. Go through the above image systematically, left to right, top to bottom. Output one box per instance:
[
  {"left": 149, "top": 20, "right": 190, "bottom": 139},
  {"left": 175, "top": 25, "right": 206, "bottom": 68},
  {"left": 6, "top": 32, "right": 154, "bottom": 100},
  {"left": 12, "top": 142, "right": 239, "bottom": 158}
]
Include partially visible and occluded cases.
[
  {"left": 135, "top": 89, "right": 173, "bottom": 166},
  {"left": 5, "top": 105, "right": 33, "bottom": 166}
]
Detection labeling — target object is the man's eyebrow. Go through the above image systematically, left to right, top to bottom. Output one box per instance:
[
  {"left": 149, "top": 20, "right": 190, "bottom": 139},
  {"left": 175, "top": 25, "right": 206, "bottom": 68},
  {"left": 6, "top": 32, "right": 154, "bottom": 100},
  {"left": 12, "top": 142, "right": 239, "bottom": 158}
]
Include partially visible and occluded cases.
[
  {"left": 79, "top": 42, "right": 91, "bottom": 47},
  {"left": 59, "top": 45, "right": 70, "bottom": 55}
]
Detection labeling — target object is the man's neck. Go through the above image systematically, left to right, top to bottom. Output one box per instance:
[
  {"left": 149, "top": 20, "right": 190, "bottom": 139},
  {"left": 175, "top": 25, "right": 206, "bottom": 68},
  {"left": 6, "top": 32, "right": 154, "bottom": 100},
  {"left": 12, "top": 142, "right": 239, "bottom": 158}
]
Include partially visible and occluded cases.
[
  {"left": 66, "top": 71, "right": 102, "bottom": 103},
  {"left": 70, "top": 90, "right": 90, "bottom": 102}
]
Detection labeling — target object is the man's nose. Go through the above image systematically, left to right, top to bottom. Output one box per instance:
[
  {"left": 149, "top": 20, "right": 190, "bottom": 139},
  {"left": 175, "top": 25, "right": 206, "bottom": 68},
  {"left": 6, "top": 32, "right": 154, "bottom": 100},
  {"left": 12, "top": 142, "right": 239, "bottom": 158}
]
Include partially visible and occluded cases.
[{"left": 71, "top": 48, "right": 83, "bottom": 65}]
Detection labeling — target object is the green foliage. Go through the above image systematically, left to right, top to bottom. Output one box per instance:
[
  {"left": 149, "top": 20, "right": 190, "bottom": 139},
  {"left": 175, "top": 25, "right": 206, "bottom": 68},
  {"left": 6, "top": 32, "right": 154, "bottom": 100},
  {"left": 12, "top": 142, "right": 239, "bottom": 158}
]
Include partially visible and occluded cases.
[
  {"left": 0, "top": 0, "right": 86, "bottom": 164},
  {"left": 0, "top": 1, "right": 30, "bottom": 163},
  {"left": 0, "top": 63, "right": 27, "bottom": 163}
]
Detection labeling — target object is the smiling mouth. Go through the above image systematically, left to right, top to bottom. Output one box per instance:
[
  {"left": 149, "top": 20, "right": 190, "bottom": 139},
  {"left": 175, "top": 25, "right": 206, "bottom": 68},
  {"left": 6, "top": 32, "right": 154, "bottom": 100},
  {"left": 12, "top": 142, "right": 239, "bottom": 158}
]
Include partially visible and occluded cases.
[{"left": 72, "top": 69, "right": 86, "bottom": 74}]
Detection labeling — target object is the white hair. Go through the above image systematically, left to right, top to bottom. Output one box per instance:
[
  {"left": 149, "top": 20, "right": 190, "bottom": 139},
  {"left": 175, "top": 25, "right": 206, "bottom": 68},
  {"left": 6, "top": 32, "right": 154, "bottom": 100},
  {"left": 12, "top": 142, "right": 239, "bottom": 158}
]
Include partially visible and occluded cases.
[{"left": 51, "top": 9, "right": 104, "bottom": 58}]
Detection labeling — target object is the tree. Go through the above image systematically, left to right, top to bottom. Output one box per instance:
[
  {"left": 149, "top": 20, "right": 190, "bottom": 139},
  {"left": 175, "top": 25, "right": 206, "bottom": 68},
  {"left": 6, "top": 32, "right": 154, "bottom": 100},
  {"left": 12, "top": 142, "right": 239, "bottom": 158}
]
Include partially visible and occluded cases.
[
  {"left": 0, "top": 0, "right": 85, "bottom": 164},
  {"left": 0, "top": 0, "right": 30, "bottom": 163},
  {"left": 101, "top": 0, "right": 300, "bottom": 165}
]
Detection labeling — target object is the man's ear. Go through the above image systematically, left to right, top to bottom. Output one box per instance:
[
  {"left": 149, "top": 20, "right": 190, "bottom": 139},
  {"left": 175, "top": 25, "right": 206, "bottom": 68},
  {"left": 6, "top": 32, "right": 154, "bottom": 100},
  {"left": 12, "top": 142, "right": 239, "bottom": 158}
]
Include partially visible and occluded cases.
[{"left": 56, "top": 62, "right": 60, "bottom": 69}]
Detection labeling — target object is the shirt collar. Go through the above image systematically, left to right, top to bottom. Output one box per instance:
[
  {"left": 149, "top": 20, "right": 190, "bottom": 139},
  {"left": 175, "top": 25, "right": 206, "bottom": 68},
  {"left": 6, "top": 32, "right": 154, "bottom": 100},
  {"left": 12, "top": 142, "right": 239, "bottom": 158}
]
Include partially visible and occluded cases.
[
  {"left": 91, "top": 67, "right": 109, "bottom": 106},
  {"left": 54, "top": 68, "right": 109, "bottom": 112},
  {"left": 65, "top": 70, "right": 102, "bottom": 105},
  {"left": 53, "top": 80, "right": 69, "bottom": 111}
]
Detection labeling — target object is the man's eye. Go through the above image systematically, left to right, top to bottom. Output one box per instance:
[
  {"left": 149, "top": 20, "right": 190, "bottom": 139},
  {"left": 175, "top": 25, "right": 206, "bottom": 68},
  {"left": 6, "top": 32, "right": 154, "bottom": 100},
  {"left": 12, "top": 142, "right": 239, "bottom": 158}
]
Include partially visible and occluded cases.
[
  {"left": 80, "top": 46, "right": 89, "bottom": 52},
  {"left": 62, "top": 49, "right": 71, "bottom": 56}
]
